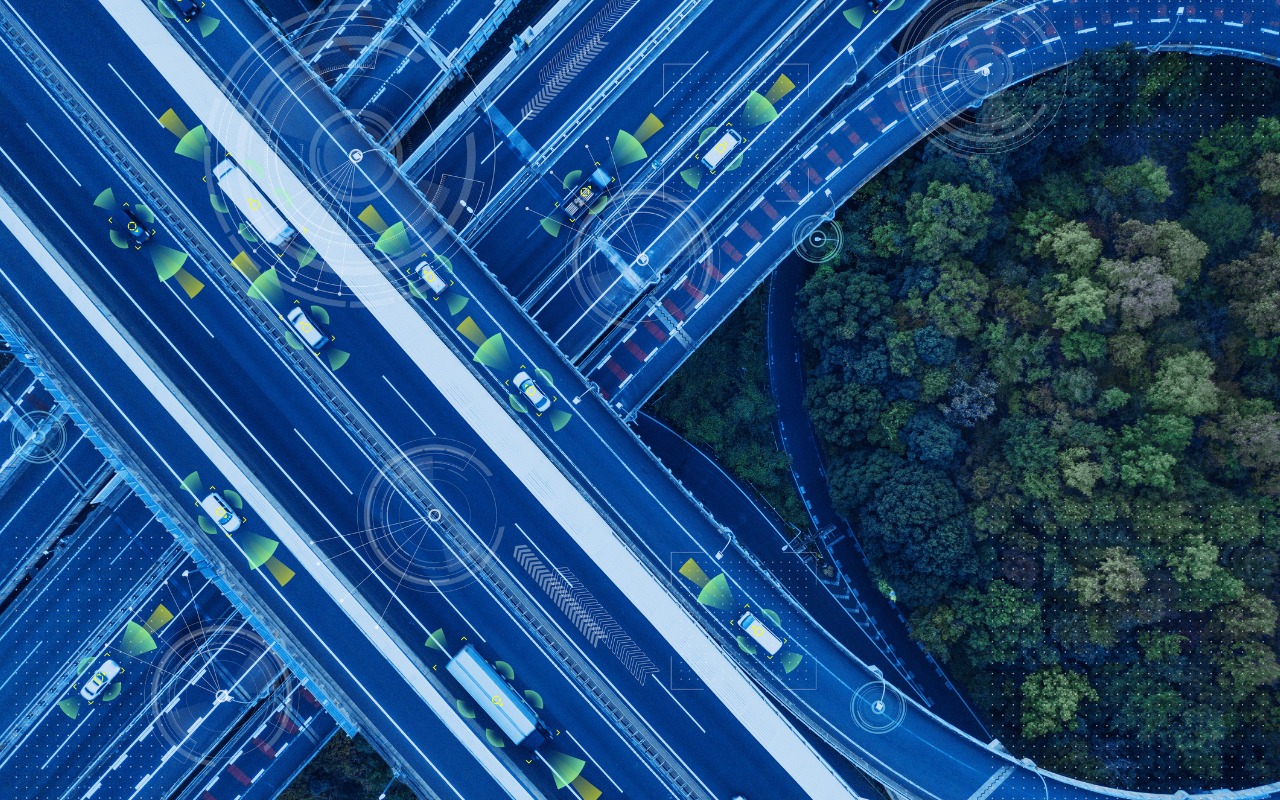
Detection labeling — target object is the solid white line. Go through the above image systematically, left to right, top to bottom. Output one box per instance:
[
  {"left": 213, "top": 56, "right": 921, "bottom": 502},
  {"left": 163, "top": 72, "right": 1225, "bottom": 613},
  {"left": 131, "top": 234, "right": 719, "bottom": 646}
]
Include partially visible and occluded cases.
[
  {"left": 656, "top": 51, "right": 709, "bottom": 104},
  {"left": 106, "top": 63, "right": 157, "bottom": 119},
  {"left": 24, "top": 124, "right": 80, "bottom": 186},
  {"left": 381, "top": 375, "right": 436, "bottom": 434},
  {"left": 292, "top": 428, "right": 354, "bottom": 494},
  {"left": 110, "top": 515, "right": 157, "bottom": 565},
  {"left": 0, "top": 642, "right": 42, "bottom": 692},
  {"left": 650, "top": 675, "right": 707, "bottom": 734},
  {"left": 40, "top": 709, "right": 95, "bottom": 770},
  {"left": 563, "top": 728, "right": 625, "bottom": 792}
]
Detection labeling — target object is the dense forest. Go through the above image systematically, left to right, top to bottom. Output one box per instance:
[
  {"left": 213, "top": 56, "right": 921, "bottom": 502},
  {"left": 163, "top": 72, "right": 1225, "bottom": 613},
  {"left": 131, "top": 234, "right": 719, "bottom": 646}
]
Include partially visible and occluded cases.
[{"left": 794, "top": 49, "right": 1280, "bottom": 788}]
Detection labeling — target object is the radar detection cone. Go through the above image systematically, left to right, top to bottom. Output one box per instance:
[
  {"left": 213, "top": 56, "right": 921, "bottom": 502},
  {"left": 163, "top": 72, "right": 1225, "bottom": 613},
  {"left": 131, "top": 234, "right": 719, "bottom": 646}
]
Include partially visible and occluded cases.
[
  {"left": 156, "top": 0, "right": 176, "bottom": 19},
  {"left": 844, "top": 7, "right": 866, "bottom": 27},
  {"left": 196, "top": 15, "right": 219, "bottom": 37},
  {"left": 765, "top": 74, "right": 796, "bottom": 104},
  {"left": 742, "top": 91, "right": 779, "bottom": 127},
  {"left": 158, "top": 108, "right": 187, "bottom": 138},
  {"left": 635, "top": 112, "right": 664, "bottom": 142},
  {"left": 175, "top": 126, "right": 208, "bottom": 160},
  {"left": 697, "top": 127, "right": 718, "bottom": 145},
  {"left": 611, "top": 130, "right": 647, "bottom": 167},
  {"left": 680, "top": 168, "right": 702, "bottom": 189},
  {"left": 561, "top": 170, "right": 583, "bottom": 191},
  {"left": 93, "top": 188, "right": 116, "bottom": 210},
  {"left": 210, "top": 194, "right": 229, "bottom": 214},
  {"left": 589, "top": 195, "right": 609, "bottom": 215},
  {"left": 133, "top": 204, "right": 156, "bottom": 224},
  {"left": 358, "top": 205, "right": 388, "bottom": 233},
  {"left": 539, "top": 218, "right": 562, "bottom": 237},
  {"left": 375, "top": 222, "right": 410, "bottom": 256},
  {"left": 238, "top": 223, "right": 259, "bottom": 243},
  {"left": 109, "top": 230, "right": 131, "bottom": 249},
  {"left": 151, "top": 245, "right": 188, "bottom": 281},
  {"left": 297, "top": 246, "right": 318, "bottom": 269},
  {"left": 231, "top": 252, "right": 260, "bottom": 282},
  {"left": 175, "top": 269, "right": 205, "bottom": 299},
  {"left": 248, "top": 269, "right": 284, "bottom": 304},
  {"left": 446, "top": 293, "right": 469, "bottom": 315},
  {"left": 307, "top": 305, "right": 331, "bottom": 325},
  {"left": 473, "top": 333, "right": 511, "bottom": 368},
  {"left": 326, "top": 349, "right": 351, "bottom": 371},
  {"left": 508, "top": 395, "right": 528, "bottom": 414},
  {"left": 550, "top": 410, "right": 573, "bottom": 431},
  {"left": 224, "top": 490, "right": 244, "bottom": 509},
  {"left": 198, "top": 517, "right": 217, "bottom": 535},
  {"left": 240, "top": 533, "right": 279, "bottom": 570},
  {"left": 265, "top": 555, "right": 295, "bottom": 586},
  {"left": 679, "top": 558, "right": 710, "bottom": 587},
  {"left": 697, "top": 574, "right": 733, "bottom": 609},
  {"left": 144, "top": 604, "right": 173, "bottom": 634},
  {"left": 761, "top": 608, "right": 782, "bottom": 626},
  {"left": 121, "top": 621, "right": 158, "bottom": 657},
  {"left": 425, "top": 629, "right": 447, "bottom": 651},
  {"left": 737, "top": 636, "right": 757, "bottom": 655},
  {"left": 781, "top": 652, "right": 804, "bottom": 673},
  {"left": 76, "top": 657, "right": 94, "bottom": 677},
  {"left": 493, "top": 661, "right": 514, "bottom": 681},
  {"left": 102, "top": 683, "right": 122, "bottom": 702},
  {"left": 524, "top": 690, "right": 543, "bottom": 709},
  {"left": 58, "top": 699, "right": 79, "bottom": 719},
  {"left": 457, "top": 699, "right": 476, "bottom": 719},
  {"left": 486, "top": 730, "right": 505, "bottom": 748},
  {"left": 544, "top": 752, "right": 586, "bottom": 788},
  {"left": 571, "top": 776, "right": 603, "bottom": 800}
]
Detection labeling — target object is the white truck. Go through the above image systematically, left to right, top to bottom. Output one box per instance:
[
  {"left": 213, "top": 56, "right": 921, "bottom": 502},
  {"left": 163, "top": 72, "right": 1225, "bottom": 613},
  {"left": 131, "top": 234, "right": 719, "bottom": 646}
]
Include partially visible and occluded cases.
[
  {"left": 213, "top": 158, "right": 296, "bottom": 248},
  {"left": 446, "top": 644, "right": 548, "bottom": 749}
]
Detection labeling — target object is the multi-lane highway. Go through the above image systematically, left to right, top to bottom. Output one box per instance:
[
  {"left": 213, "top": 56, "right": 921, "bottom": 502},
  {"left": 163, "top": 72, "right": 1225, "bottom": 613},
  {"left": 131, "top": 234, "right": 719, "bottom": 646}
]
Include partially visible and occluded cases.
[{"left": 4, "top": 0, "right": 1280, "bottom": 799}]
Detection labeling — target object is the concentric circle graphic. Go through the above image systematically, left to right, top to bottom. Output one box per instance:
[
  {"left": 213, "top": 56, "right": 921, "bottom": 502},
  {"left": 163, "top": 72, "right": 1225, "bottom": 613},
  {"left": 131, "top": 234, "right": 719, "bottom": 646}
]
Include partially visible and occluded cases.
[
  {"left": 893, "top": 0, "right": 1072, "bottom": 159},
  {"left": 204, "top": 4, "right": 502, "bottom": 308},
  {"left": 563, "top": 186, "right": 714, "bottom": 330},
  {"left": 792, "top": 216, "right": 843, "bottom": 264},
  {"left": 10, "top": 410, "right": 66, "bottom": 464},
  {"left": 355, "top": 440, "right": 502, "bottom": 590},
  {"left": 144, "top": 623, "right": 292, "bottom": 764},
  {"left": 850, "top": 679, "right": 908, "bottom": 734}
]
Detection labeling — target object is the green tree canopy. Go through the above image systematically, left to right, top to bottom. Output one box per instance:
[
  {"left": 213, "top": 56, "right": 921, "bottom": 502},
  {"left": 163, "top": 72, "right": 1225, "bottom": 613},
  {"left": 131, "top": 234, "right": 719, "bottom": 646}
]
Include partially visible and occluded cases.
[
  {"left": 905, "top": 181, "right": 996, "bottom": 263},
  {"left": 1021, "top": 667, "right": 1098, "bottom": 739}
]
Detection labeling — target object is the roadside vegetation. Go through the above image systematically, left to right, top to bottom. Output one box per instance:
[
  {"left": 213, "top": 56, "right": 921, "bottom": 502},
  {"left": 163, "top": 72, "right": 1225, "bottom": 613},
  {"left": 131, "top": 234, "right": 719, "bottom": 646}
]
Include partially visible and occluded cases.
[
  {"left": 794, "top": 48, "right": 1280, "bottom": 788},
  {"left": 651, "top": 286, "right": 808, "bottom": 530},
  {"left": 281, "top": 732, "right": 416, "bottom": 800}
]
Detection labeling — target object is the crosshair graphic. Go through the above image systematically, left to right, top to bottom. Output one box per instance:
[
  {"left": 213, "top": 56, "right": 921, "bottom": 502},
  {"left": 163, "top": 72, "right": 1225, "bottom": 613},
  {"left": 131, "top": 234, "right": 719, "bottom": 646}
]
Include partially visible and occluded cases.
[
  {"left": 894, "top": 0, "right": 1071, "bottom": 159},
  {"left": 791, "top": 215, "right": 843, "bottom": 264},
  {"left": 11, "top": 410, "right": 67, "bottom": 464},
  {"left": 354, "top": 440, "right": 503, "bottom": 590},
  {"left": 144, "top": 622, "right": 292, "bottom": 764},
  {"left": 851, "top": 678, "right": 908, "bottom": 734}
]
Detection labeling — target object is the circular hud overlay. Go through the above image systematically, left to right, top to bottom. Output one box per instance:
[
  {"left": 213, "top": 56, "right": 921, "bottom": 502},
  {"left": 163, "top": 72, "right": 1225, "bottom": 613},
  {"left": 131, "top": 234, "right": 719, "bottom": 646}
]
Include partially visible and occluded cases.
[
  {"left": 893, "top": 0, "right": 1071, "bottom": 159},
  {"left": 205, "top": 4, "right": 502, "bottom": 306},
  {"left": 10, "top": 410, "right": 67, "bottom": 464},
  {"left": 355, "top": 440, "right": 503, "bottom": 591},
  {"left": 144, "top": 622, "right": 292, "bottom": 764},
  {"left": 850, "top": 679, "right": 908, "bottom": 734}
]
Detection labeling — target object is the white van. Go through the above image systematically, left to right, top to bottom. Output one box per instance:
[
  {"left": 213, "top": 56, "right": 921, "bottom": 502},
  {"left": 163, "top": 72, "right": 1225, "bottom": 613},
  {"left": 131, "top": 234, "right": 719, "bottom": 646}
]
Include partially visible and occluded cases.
[
  {"left": 700, "top": 128, "right": 744, "bottom": 173},
  {"left": 418, "top": 260, "right": 449, "bottom": 295},
  {"left": 286, "top": 307, "right": 329, "bottom": 351},
  {"left": 200, "top": 491, "right": 241, "bottom": 533},
  {"left": 737, "top": 611, "right": 783, "bottom": 656},
  {"left": 80, "top": 659, "right": 121, "bottom": 702}
]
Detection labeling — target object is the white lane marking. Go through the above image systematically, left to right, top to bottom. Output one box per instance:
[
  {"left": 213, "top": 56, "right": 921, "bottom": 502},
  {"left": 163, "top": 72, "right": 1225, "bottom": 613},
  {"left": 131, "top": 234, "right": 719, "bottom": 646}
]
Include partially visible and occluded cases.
[
  {"left": 1151, "top": 17, "right": 1172, "bottom": 22},
  {"left": 1114, "top": 19, "right": 1134, "bottom": 26},
  {"left": 1224, "top": 20, "right": 1243, "bottom": 26},
  {"left": 1077, "top": 26, "right": 1097, "bottom": 33},
  {"left": 1264, "top": 26, "right": 1279, "bottom": 33},
  {"left": 1042, "top": 35, "right": 1061, "bottom": 43},
  {"left": 1008, "top": 47, "right": 1026, "bottom": 57},
  {"left": 656, "top": 51, "right": 709, "bottom": 104},
  {"left": 106, "top": 63, "right": 157, "bottom": 118},
  {"left": 941, "top": 79, "right": 960, "bottom": 92},
  {"left": 856, "top": 94, "right": 875, "bottom": 111},
  {"left": 910, "top": 98, "right": 928, "bottom": 111},
  {"left": 882, "top": 119, "right": 899, "bottom": 133},
  {"left": 24, "top": 123, "right": 80, "bottom": 186},
  {"left": 853, "top": 142, "right": 869, "bottom": 157},
  {"left": 381, "top": 375, "right": 436, "bottom": 434},
  {"left": 292, "top": 428, "right": 354, "bottom": 494},
  {"left": 109, "top": 514, "right": 158, "bottom": 565},
  {"left": 0, "top": 642, "right": 43, "bottom": 691},
  {"left": 650, "top": 674, "right": 708, "bottom": 734},
  {"left": 40, "top": 709, "right": 96, "bottom": 770},
  {"left": 564, "top": 728, "right": 625, "bottom": 792}
]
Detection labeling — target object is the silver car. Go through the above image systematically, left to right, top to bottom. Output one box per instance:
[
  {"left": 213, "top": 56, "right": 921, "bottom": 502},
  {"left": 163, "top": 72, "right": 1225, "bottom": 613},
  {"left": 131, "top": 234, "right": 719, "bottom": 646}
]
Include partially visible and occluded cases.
[
  {"left": 286, "top": 307, "right": 329, "bottom": 351},
  {"left": 514, "top": 371, "right": 551, "bottom": 413},
  {"left": 200, "top": 491, "right": 241, "bottom": 533},
  {"left": 80, "top": 659, "right": 121, "bottom": 702}
]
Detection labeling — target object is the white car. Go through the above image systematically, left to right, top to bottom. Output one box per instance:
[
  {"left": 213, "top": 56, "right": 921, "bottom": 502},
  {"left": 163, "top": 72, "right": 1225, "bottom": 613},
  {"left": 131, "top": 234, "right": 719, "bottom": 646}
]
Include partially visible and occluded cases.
[
  {"left": 418, "top": 260, "right": 448, "bottom": 295},
  {"left": 286, "top": 306, "right": 329, "bottom": 351},
  {"left": 514, "top": 371, "right": 551, "bottom": 413},
  {"left": 200, "top": 491, "right": 241, "bottom": 533},
  {"left": 80, "top": 659, "right": 121, "bottom": 702}
]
